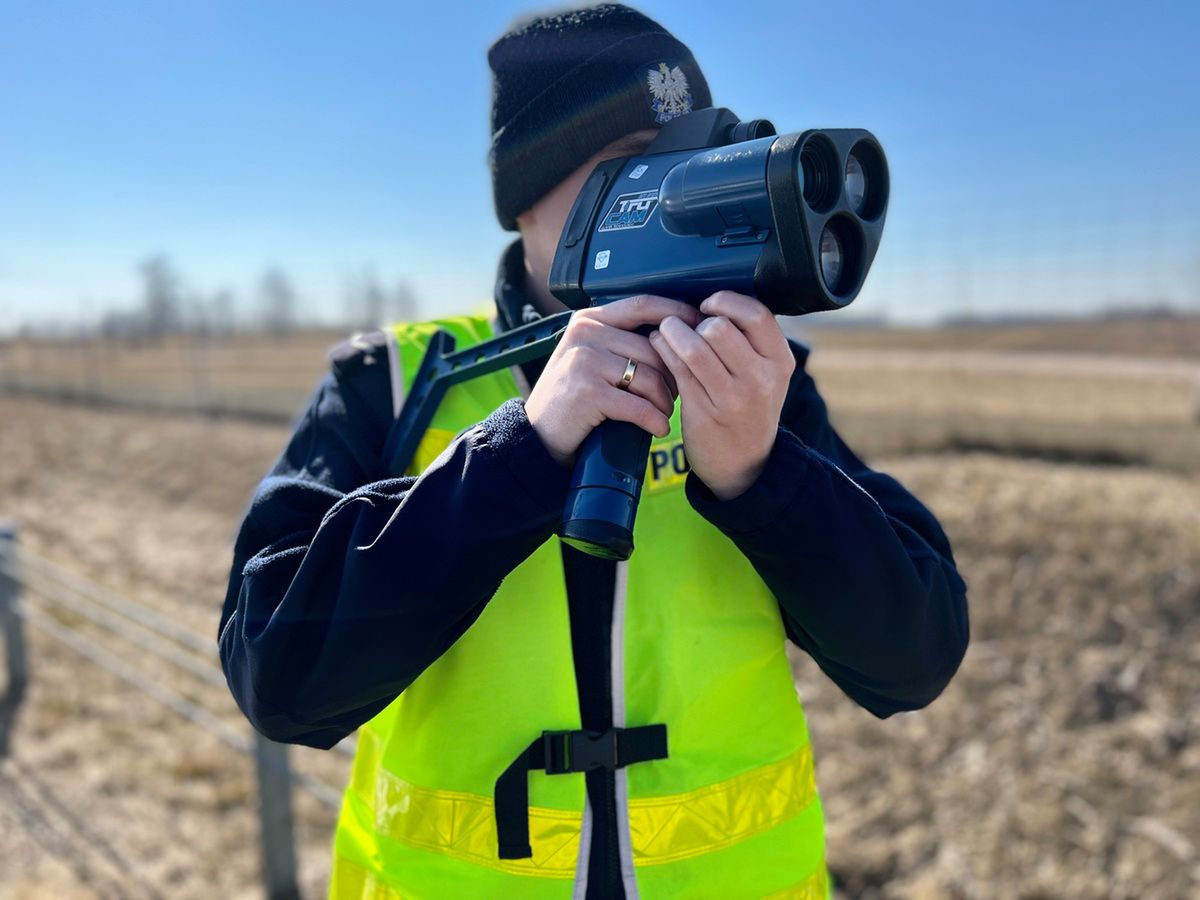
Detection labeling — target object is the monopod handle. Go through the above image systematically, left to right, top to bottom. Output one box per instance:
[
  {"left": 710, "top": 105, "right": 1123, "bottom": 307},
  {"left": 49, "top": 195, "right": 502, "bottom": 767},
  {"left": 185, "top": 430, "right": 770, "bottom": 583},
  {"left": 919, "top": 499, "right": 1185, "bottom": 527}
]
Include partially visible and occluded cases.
[{"left": 558, "top": 419, "right": 652, "bottom": 560}]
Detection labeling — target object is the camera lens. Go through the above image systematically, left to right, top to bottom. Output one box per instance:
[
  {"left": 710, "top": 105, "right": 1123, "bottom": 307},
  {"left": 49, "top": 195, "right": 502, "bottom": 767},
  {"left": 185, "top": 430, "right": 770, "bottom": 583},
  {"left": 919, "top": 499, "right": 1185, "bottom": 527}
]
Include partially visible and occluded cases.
[
  {"left": 798, "top": 136, "right": 838, "bottom": 213},
  {"left": 845, "top": 139, "right": 888, "bottom": 221},
  {"left": 845, "top": 154, "right": 867, "bottom": 214},
  {"left": 819, "top": 226, "right": 843, "bottom": 290}
]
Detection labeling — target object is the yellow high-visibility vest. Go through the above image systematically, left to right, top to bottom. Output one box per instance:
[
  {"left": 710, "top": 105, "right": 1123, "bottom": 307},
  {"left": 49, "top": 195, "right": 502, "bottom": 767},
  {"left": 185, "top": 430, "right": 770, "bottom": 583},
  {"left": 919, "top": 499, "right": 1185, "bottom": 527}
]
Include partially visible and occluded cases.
[{"left": 330, "top": 316, "right": 828, "bottom": 899}]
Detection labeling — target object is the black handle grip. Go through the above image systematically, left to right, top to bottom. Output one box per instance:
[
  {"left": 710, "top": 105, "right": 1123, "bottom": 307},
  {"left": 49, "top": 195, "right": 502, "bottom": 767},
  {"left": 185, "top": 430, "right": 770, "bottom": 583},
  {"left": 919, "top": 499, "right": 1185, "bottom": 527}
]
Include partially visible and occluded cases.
[{"left": 558, "top": 420, "right": 653, "bottom": 560}]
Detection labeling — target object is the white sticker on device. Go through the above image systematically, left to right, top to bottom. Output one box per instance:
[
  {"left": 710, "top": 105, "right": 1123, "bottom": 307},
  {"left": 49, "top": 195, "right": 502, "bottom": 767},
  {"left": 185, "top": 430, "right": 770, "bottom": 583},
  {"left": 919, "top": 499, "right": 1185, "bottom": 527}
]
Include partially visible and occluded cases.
[
  {"left": 628, "top": 164, "right": 649, "bottom": 180},
  {"left": 594, "top": 250, "right": 611, "bottom": 270}
]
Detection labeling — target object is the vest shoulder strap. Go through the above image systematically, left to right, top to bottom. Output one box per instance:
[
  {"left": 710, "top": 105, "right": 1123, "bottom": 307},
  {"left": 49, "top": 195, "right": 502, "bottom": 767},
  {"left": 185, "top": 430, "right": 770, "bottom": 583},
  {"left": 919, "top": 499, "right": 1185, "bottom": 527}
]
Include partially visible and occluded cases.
[
  {"left": 382, "top": 314, "right": 523, "bottom": 477},
  {"left": 383, "top": 314, "right": 498, "bottom": 419}
]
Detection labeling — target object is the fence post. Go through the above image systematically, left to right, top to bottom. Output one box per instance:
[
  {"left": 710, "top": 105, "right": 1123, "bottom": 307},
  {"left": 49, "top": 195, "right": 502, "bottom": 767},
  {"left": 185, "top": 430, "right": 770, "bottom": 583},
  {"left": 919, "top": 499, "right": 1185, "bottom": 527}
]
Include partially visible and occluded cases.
[
  {"left": 0, "top": 521, "right": 29, "bottom": 758},
  {"left": 255, "top": 732, "right": 301, "bottom": 900}
]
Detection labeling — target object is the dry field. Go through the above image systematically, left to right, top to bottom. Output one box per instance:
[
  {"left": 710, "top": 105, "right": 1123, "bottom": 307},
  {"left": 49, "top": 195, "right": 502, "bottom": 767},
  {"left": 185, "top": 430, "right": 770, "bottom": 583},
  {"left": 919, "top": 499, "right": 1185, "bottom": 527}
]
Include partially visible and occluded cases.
[
  {"left": 794, "top": 315, "right": 1200, "bottom": 358},
  {"left": 0, "top": 320, "right": 1198, "bottom": 898},
  {"left": 0, "top": 330, "right": 346, "bottom": 421}
]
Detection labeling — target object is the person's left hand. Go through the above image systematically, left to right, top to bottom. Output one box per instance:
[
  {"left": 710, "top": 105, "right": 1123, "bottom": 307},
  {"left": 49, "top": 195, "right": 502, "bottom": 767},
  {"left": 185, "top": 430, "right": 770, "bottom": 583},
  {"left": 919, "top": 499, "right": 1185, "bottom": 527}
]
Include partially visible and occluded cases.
[{"left": 649, "top": 291, "right": 795, "bottom": 501}]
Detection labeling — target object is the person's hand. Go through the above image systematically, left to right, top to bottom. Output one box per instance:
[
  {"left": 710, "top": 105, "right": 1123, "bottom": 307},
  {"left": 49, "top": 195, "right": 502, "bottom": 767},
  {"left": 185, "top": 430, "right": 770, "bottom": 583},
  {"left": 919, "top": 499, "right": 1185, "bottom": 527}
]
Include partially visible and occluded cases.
[
  {"left": 649, "top": 291, "right": 795, "bottom": 500},
  {"left": 525, "top": 295, "right": 702, "bottom": 467}
]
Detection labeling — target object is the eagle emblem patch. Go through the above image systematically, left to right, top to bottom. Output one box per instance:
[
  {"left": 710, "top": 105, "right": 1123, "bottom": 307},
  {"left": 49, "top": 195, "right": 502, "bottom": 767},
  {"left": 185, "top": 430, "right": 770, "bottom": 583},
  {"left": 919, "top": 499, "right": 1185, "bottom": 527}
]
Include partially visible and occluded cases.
[{"left": 647, "top": 62, "right": 693, "bottom": 124}]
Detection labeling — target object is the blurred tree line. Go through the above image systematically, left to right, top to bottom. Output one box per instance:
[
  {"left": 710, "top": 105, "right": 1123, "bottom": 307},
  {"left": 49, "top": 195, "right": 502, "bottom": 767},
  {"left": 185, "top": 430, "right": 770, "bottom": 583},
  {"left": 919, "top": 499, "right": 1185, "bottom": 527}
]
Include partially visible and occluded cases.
[{"left": 90, "top": 254, "right": 419, "bottom": 341}]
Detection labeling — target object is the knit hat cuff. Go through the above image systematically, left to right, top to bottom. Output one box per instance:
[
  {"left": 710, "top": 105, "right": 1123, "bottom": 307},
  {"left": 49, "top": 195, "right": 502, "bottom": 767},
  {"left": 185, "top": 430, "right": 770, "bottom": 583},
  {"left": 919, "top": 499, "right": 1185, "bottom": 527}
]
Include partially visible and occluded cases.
[{"left": 490, "top": 31, "right": 710, "bottom": 230}]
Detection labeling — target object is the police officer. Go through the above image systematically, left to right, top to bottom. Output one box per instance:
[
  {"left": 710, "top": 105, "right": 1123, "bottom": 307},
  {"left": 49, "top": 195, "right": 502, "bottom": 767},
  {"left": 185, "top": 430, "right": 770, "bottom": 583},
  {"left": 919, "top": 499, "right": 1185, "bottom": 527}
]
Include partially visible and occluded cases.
[{"left": 219, "top": 5, "right": 969, "bottom": 898}]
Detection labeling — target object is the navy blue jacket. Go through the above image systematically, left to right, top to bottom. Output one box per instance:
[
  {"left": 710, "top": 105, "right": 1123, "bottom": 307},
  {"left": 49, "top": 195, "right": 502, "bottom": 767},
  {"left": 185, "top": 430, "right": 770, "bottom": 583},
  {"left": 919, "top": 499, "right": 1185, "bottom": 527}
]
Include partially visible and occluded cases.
[{"left": 218, "top": 253, "right": 969, "bottom": 750}]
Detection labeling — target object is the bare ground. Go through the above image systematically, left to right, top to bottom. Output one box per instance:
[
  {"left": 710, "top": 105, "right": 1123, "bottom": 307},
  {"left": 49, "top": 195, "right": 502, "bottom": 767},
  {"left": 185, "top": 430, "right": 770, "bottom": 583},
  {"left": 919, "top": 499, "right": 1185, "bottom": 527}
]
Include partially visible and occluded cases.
[
  {"left": 791, "top": 315, "right": 1200, "bottom": 359},
  {"left": 0, "top": 390, "right": 1197, "bottom": 899}
]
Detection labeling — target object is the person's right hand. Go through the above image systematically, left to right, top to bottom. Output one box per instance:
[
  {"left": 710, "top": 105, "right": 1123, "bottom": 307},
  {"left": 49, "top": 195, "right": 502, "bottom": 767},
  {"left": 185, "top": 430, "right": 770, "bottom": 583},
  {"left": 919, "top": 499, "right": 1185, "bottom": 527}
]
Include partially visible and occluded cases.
[{"left": 525, "top": 295, "right": 702, "bottom": 467}]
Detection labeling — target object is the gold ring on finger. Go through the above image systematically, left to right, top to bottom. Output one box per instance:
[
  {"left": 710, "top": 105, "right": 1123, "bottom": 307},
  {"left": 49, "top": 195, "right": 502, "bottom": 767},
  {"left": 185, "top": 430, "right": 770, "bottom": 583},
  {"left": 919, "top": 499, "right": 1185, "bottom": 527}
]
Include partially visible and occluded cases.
[{"left": 618, "top": 357, "right": 638, "bottom": 391}]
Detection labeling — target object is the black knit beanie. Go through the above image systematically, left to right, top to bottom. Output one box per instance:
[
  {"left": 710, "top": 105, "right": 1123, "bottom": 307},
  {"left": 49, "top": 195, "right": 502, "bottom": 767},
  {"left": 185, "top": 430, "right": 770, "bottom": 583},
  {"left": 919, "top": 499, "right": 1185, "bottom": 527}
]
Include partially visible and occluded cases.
[{"left": 488, "top": 3, "right": 712, "bottom": 231}]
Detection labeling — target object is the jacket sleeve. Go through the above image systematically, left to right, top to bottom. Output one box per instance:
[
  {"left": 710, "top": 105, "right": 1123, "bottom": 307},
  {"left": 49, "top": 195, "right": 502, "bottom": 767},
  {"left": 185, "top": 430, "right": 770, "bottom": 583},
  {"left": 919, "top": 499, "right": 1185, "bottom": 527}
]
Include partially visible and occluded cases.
[
  {"left": 685, "top": 340, "right": 969, "bottom": 718},
  {"left": 218, "top": 349, "right": 570, "bottom": 748}
]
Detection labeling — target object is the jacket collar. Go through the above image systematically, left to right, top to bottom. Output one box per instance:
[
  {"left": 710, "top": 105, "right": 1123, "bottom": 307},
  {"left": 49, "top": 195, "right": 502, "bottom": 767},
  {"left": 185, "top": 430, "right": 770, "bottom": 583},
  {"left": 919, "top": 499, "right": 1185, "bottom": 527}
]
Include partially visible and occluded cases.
[
  {"left": 494, "top": 239, "right": 546, "bottom": 335},
  {"left": 494, "top": 239, "right": 550, "bottom": 386}
]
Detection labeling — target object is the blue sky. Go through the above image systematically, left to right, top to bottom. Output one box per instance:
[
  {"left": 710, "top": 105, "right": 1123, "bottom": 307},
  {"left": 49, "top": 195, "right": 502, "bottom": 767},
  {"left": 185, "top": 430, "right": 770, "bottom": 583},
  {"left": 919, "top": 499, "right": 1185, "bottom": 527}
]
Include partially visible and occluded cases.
[{"left": 2, "top": 0, "right": 1198, "bottom": 333}]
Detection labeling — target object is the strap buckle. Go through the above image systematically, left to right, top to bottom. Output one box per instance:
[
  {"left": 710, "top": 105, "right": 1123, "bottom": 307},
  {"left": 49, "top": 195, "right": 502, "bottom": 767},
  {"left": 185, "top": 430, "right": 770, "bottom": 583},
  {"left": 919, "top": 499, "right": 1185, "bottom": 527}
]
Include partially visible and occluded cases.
[
  {"left": 495, "top": 724, "right": 668, "bottom": 860},
  {"left": 541, "top": 729, "right": 618, "bottom": 775}
]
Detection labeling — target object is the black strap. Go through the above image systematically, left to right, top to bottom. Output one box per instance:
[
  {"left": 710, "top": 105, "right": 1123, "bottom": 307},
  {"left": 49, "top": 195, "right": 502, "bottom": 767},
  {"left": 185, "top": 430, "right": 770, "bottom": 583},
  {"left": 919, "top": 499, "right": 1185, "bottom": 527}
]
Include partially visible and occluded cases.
[{"left": 495, "top": 725, "right": 668, "bottom": 859}]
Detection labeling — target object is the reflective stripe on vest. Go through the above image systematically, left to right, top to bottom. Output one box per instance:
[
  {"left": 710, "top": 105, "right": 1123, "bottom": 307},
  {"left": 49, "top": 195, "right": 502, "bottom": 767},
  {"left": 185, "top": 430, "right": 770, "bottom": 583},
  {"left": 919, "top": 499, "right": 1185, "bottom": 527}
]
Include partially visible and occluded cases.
[{"left": 331, "top": 316, "right": 828, "bottom": 899}]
